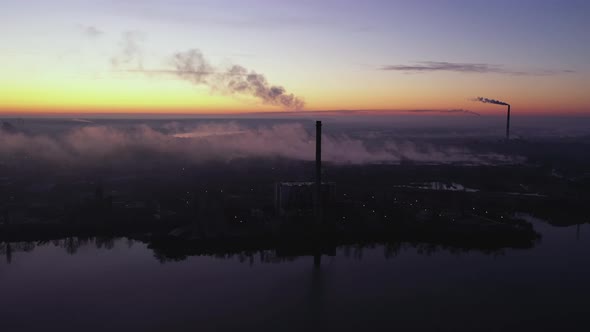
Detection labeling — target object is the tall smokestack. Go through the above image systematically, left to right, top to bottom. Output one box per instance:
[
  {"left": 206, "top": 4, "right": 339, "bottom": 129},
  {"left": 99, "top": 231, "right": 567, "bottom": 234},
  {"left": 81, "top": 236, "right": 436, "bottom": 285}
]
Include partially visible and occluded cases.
[
  {"left": 506, "top": 104, "right": 511, "bottom": 140},
  {"left": 315, "top": 121, "right": 322, "bottom": 225}
]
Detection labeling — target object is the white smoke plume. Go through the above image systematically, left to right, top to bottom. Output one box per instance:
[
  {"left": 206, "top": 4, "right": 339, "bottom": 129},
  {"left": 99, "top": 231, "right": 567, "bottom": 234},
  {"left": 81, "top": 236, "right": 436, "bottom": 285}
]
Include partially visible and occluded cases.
[
  {"left": 112, "top": 32, "right": 304, "bottom": 110},
  {"left": 168, "top": 49, "right": 305, "bottom": 110}
]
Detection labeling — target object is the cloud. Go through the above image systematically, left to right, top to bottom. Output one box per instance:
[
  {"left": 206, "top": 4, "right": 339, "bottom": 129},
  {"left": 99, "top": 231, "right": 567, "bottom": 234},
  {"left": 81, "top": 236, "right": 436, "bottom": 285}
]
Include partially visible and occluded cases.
[
  {"left": 381, "top": 61, "right": 574, "bottom": 75},
  {"left": 382, "top": 61, "right": 502, "bottom": 73},
  {"left": 0, "top": 122, "right": 522, "bottom": 167}
]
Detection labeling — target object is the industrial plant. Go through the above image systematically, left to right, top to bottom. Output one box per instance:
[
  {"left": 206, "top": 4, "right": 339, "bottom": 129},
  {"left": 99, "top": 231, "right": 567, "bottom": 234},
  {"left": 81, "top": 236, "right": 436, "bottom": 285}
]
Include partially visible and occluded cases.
[{"left": 1, "top": 119, "right": 576, "bottom": 262}]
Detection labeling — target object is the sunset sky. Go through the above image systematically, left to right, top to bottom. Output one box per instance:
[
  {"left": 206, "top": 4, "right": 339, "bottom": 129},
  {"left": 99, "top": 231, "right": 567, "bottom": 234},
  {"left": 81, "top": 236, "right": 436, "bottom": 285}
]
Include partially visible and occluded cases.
[{"left": 1, "top": 0, "right": 589, "bottom": 115}]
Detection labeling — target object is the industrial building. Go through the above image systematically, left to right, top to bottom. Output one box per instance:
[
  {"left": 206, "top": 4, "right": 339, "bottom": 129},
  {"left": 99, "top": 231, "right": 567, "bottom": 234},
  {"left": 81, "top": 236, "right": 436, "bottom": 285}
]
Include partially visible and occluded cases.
[{"left": 274, "top": 182, "right": 335, "bottom": 216}]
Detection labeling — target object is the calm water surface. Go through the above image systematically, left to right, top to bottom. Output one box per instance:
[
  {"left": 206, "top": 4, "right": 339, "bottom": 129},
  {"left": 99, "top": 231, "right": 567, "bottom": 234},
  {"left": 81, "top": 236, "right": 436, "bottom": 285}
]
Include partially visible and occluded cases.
[{"left": 1, "top": 220, "right": 589, "bottom": 332}]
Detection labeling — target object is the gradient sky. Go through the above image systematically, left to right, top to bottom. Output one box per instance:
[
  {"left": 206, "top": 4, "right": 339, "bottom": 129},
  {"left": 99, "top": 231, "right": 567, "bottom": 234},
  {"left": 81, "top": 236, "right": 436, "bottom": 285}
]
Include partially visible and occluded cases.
[{"left": 1, "top": 0, "right": 589, "bottom": 115}]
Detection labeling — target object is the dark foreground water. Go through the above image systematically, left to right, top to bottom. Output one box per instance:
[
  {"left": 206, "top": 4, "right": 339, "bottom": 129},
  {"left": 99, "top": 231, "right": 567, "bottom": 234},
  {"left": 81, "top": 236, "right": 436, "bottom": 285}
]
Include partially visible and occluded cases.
[{"left": 1, "top": 219, "right": 589, "bottom": 332}]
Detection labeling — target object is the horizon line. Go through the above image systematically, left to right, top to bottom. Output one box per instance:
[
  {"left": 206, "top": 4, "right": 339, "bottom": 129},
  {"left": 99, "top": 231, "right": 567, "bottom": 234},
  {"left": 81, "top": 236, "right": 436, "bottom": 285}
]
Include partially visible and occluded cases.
[{"left": 1, "top": 108, "right": 589, "bottom": 118}]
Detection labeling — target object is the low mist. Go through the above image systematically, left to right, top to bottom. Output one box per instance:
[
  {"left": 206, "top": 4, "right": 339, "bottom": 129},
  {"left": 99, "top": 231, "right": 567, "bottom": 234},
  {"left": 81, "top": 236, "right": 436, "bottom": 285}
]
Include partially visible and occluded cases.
[{"left": 0, "top": 121, "right": 521, "bottom": 168}]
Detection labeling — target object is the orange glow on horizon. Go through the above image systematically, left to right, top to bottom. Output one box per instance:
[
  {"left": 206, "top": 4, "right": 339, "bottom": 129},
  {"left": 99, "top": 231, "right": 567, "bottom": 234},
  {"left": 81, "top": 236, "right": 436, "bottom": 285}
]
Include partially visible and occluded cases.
[{"left": 1, "top": 69, "right": 588, "bottom": 116}]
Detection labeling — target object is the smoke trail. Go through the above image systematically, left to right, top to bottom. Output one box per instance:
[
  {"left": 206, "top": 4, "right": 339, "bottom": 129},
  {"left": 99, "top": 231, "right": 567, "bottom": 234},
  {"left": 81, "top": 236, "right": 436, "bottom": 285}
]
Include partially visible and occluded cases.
[
  {"left": 111, "top": 31, "right": 145, "bottom": 69},
  {"left": 111, "top": 33, "right": 304, "bottom": 110},
  {"left": 170, "top": 50, "right": 305, "bottom": 110},
  {"left": 474, "top": 97, "right": 510, "bottom": 106},
  {"left": 408, "top": 109, "right": 481, "bottom": 116}
]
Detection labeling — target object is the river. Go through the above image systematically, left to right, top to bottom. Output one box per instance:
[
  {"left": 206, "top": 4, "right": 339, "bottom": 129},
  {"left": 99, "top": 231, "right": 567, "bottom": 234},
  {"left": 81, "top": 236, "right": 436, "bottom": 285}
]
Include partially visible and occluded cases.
[{"left": 1, "top": 218, "right": 589, "bottom": 331}]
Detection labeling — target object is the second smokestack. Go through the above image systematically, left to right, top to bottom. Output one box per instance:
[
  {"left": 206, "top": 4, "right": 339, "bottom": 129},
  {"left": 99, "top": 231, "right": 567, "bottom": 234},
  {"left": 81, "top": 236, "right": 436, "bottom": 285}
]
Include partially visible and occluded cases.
[
  {"left": 506, "top": 105, "right": 511, "bottom": 140},
  {"left": 315, "top": 121, "right": 322, "bottom": 224}
]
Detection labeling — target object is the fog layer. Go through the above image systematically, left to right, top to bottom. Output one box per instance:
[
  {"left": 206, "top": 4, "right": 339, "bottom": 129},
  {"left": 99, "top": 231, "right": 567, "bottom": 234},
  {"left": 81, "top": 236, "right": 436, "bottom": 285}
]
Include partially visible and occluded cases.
[{"left": 0, "top": 122, "right": 521, "bottom": 167}]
